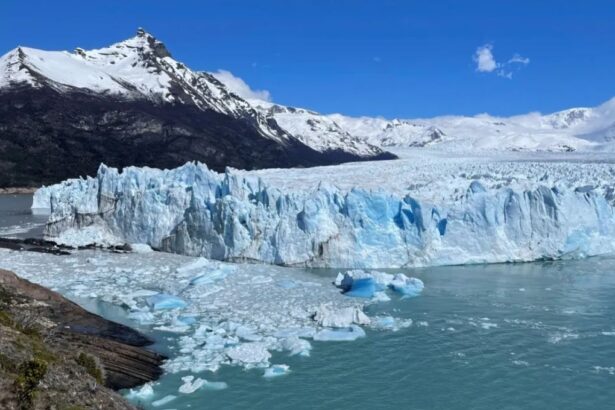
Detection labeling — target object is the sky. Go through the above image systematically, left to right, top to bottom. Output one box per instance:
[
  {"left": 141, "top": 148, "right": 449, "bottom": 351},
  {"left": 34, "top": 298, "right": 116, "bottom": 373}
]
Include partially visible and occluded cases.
[{"left": 1, "top": 0, "right": 614, "bottom": 118}]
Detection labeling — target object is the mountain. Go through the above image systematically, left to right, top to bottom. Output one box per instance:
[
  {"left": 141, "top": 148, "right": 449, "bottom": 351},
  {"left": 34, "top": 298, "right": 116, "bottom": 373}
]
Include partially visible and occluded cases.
[
  {"left": 0, "top": 29, "right": 394, "bottom": 187},
  {"left": 225, "top": 83, "right": 615, "bottom": 154},
  {"left": 327, "top": 100, "right": 615, "bottom": 152}
]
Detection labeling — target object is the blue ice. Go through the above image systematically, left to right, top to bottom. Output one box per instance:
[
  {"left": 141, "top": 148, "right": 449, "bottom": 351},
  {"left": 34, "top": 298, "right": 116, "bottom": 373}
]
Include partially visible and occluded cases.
[
  {"left": 343, "top": 277, "right": 376, "bottom": 298},
  {"left": 146, "top": 294, "right": 187, "bottom": 310}
]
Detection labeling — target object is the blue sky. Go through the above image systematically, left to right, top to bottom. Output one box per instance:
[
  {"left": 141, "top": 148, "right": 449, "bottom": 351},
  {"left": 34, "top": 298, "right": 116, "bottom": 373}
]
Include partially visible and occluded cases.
[{"left": 1, "top": 0, "right": 614, "bottom": 118}]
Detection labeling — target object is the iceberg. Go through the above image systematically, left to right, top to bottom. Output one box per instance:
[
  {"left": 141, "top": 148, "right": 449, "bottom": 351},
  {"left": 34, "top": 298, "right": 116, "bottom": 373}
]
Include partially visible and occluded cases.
[
  {"left": 34, "top": 158, "right": 615, "bottom": 268},
  {"left": 335, "top": 270, "right": 424, "bottom": 299},
  {"left": 343, "top": 277, "right": 377, "bottom": 298},
  {"left": 146, "top": 294, "right": 187, "bottom": 310},
  {"left": 312, "top": 304, "right": 371, "bottom": 328},
  {"left": 313, "top": 325, "right": 367, "bottom": 341},
  {"left": 225, "top": 342, "right": 272, "bottom": 367},
  {"left": 263, "top": 364, "right": 290, "bottom": 378},
  {"left": 178, "top": 376, "right": 205, "bottom": 394},
  {"left": 125, "top": 382, "right": 155, "bottom": 401},
  {"left": 151, "top": 395, "right": 176, "bottom": 407}
]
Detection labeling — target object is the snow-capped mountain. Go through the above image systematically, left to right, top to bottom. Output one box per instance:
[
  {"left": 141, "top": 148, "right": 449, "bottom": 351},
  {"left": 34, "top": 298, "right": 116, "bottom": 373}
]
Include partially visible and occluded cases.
[
  {"left": 0, "top": 29, "right": 393, "bottom": 187},
  {"left": 0, "top": 29, "right": 282, "bottom": 137},
  {"left": 221, "top": 77, "right": 615, "bottom": 154},
  {"left": 327, "top": 99, "right": 615, "bottom": 152},
  {"left": 248, "top": 101, "right": 386, "bottom": 157}
]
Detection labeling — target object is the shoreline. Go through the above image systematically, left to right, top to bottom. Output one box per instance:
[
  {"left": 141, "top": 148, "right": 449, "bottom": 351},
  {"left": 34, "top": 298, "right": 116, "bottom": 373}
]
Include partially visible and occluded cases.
[{"left": 0, "top": 268, "right": 165, "bottom": 409}]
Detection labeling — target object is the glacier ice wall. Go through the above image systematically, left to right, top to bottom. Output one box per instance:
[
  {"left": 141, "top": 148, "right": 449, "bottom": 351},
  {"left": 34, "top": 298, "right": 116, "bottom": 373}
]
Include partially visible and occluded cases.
[{"left": 37, "top": 162, "right": 615, "bottom": 268}]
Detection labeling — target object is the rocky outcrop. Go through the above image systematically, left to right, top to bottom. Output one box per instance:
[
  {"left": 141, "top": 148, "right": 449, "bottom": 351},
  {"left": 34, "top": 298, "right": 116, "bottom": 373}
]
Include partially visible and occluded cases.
[{"left": 0, "top": 268, "right": 164, "bottom": 409}]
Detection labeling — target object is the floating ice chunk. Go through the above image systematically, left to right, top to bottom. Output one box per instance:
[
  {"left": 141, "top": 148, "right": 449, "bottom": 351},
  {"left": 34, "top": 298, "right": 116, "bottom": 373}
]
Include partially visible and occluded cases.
[
  {"left": 131, "top": 243, "right": 154, "bottom": 253},
  {"left": 176, "top": 257, "right": 210, "bottom": 274},
  {"left": 190, "top": 269, "right": 229, "bottom": 286},
  {"left": 337, "top": 270, "right": 424, "bottom": 299},
  {"left": 389, "top": 274, "right": 424, "bottom": 297},
  {"left": 344, "top": 277, "right": 376, "bottom": 298},
  {"left": 372, "top": 291, "right": 391, "bottom": 302},
  {"left": 146, "top": 293, "right": 187, "bottom": 310},
  {"left": 313, "top": 304, "right": 370, "bottom": 327},
  {"left": 127, "top": 310, "right": 155, "bottom": 324},
  {"left": 177, "top": 315, "right": 198, "bottom": 326},
  {"left": 372, "top": 316, "right": 413, "bottom": 331},
  {"left": 155, "top": 324, "right": 191, "bottom": 333},
  {"left": 235, "top": 325, "right": 263, "bottom": 342},
  {"left": 313, "top": 325, "right": 366, "bottom": 341},
  {"left": 273, "top": 327, "right": 317, "bottom": 339},
  {"left": 280, "top": 336, "right": 312, "bottom": 357},
  {"left": 225, "top": 342, "right": 271, "bottom": 366},
  {"left": 264, "top": 364, "right": 290, "bottom": 378},
  {"left": 593, "top": 366, "right": 615, "bottom": 375},
  {"left": 178, "top": 376, "right": 205, "bottom": 394},
  {"left": 203, "top": 380, "right": 228, "bottom": 390},
  {"left": 125, "top": 382, "right": 155, "bottom": 400},
  {"left": 151, "top": 395, "right": 177, "bottom": 407}
]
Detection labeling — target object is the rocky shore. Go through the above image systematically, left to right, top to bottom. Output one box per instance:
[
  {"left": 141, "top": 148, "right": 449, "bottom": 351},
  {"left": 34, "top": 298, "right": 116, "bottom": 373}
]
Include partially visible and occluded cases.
[{"left": 0, "top": 268, "right": 165, "bottom": 409}]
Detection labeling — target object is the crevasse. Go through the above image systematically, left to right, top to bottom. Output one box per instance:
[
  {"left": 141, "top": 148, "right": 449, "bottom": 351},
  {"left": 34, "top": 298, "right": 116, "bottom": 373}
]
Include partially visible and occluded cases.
[{"left": 34, "top": 162, "right": 615, "bottom": 268}]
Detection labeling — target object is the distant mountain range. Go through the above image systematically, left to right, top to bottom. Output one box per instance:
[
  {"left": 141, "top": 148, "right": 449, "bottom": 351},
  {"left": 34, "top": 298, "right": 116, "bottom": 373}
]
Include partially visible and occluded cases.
[
  {"left": 1, "top": 28, "right": 614, "bottom": 187},
  {"left": 247, "top": 92, "right": 615, "bottom": 154}
]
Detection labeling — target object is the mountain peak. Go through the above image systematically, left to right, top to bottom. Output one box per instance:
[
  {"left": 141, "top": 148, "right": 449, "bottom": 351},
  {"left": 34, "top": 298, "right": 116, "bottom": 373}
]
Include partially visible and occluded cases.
[{"left": 102, "top": 28, "right": 172, "bottom": 60}]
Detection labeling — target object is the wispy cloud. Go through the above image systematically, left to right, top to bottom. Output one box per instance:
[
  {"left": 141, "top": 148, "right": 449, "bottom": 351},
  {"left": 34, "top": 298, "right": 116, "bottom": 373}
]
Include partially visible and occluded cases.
[
  {"left": 473, "top": 44, "right": 529, "bottom": 79},
  {"left": 508, "top": 53, "right": 530, "bottom": 65},
  {"left": 211, "top": 70, "right": 272, "bottom": 102}
]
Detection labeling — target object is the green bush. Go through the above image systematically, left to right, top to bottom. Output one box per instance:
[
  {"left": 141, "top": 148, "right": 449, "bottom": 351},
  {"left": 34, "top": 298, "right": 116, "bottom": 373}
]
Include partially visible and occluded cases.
[
  {"left": 76, "top": 352, "right": 105, "bottom": 384},
  {"left": 14, "top": 358, "right": 48, "bottom": 409}
]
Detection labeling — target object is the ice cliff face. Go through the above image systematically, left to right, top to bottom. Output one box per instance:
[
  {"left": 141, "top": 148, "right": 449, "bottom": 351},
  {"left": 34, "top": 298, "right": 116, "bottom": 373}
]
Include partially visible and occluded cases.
[{"left": 36, "top": 160, "right": 615, "bottom": 268}]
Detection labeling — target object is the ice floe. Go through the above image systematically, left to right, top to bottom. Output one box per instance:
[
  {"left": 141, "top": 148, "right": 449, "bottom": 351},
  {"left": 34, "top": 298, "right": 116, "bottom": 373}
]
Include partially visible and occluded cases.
[
  {"left": 0, "top": 248, "right": 421, "bottom": 380},
  {"left": 263, "top": 364, "right": 290, "bottom": 378}
]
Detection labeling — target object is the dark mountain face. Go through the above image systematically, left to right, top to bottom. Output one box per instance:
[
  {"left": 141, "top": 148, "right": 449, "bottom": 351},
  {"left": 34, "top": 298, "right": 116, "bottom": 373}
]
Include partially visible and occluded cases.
[
  {"left": 0, "top": 30, "right": 396, "bottom": 187},
  {"left": 0, "top": 87, "right": 395, "bottom": 187}
]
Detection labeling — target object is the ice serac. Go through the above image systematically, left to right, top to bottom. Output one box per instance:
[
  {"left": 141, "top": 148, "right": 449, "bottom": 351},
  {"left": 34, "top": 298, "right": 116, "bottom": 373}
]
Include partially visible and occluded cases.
[{"left": 37, "top": 161, "right": 615, "bottom": 268}]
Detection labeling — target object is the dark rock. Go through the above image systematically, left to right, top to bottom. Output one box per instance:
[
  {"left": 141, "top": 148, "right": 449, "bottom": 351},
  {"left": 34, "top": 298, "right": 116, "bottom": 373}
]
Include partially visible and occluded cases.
[
  {"left": 0, "top": 86, "right": 395, "bottom": 188},
  {"left": 0, "top": 269, "right": 165, "bottom": 392}
]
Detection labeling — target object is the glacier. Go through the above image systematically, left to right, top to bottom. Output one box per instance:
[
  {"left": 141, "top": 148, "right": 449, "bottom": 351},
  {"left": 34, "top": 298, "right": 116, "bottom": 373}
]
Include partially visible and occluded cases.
[{"left": 34, "top": 151, "right": 615, "bottom": 268}]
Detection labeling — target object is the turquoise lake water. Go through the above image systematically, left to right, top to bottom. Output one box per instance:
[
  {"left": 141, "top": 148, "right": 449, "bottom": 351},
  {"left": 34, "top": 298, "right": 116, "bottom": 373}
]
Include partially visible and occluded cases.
[
  {"left": 1, "top": 194, "right": 614, "bottom": 409},
  {"left": 116, "top": 258, "right": 615, "bottom": 410}
]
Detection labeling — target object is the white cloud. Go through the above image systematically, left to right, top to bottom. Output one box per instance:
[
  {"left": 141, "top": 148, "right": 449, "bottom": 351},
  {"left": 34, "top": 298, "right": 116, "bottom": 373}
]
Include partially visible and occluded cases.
[
  {"left": 473, "top": 44, "right": 529, "bottom": 79},
  {"left": 474, "top": 44, "right": 498, "bottom": 73},
  {"left": 508, "top": 54, "right": 530, "bottom": 65},
  {"left": 211, "top": 70, "right": 272, "bottom": 102}
]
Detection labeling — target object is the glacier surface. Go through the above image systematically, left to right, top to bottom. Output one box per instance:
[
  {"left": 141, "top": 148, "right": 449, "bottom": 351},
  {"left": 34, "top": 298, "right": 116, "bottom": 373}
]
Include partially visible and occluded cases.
[{"left": 35, "top": 150, "right": 615, "bottom": 268}]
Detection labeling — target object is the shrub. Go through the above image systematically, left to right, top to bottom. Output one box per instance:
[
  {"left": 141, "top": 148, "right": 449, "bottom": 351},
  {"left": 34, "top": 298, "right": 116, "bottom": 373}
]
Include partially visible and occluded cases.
[
  {"left": 76, "top": 352, "right": 105, "bottom": 385},
  {"left": 14, "top": 358, "right": 48, "bottom": 409}
]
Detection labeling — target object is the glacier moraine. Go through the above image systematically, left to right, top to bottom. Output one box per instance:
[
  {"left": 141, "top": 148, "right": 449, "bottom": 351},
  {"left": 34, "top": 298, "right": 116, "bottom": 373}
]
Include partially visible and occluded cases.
[{"left": 34, "top": 149, "right": 615, "bottom": 268}]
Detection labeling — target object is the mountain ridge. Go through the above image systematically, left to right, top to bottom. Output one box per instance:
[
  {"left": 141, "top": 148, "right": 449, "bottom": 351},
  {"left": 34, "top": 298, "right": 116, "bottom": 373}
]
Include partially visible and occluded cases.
[{"left": 0, "top": 29, "right": 393, "bottom": 187}]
